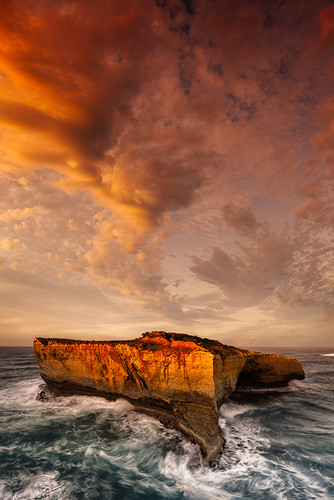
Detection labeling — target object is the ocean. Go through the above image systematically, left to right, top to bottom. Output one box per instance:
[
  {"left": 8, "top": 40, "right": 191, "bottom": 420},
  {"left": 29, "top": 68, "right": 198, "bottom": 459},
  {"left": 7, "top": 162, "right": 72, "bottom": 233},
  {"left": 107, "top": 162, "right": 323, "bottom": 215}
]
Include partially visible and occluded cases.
[{"left": 0, "top": 347, "right": 333, "bottom": 500}]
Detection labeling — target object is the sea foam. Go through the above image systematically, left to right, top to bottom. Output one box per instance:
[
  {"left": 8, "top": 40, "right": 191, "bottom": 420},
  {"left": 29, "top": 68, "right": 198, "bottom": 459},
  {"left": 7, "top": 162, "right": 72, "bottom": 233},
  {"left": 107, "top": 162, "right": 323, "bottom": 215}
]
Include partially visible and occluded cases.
[{"left": 1, "top": 347, "right": 333, "bottom": 500}]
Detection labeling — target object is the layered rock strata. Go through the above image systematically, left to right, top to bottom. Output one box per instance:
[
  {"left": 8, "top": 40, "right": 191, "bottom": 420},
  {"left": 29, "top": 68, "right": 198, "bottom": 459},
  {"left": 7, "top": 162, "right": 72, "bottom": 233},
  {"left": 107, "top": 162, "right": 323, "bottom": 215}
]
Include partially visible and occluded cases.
[{"left": 34, "top": 331, "right": 304, "bottom": 463}]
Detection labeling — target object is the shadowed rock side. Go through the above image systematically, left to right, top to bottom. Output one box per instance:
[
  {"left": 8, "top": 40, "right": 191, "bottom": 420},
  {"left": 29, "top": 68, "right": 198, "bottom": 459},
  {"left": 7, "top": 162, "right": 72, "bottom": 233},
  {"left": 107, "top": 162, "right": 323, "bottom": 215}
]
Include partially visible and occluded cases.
[{"left": 33, "top": 332, "right": 305, "bottom": 463}]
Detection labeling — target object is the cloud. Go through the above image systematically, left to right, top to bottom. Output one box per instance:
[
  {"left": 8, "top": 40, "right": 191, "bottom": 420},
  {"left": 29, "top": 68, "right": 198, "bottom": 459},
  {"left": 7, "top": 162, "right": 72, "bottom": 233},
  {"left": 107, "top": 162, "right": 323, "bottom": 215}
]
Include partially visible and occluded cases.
[
  {"left": 0, "top": 0, "right": 333, "bottom": 342},
  {"left": 0, "top": 0, "right": 220, "bottom": 245},
  {"left": 0, "top": 0, "right": 322, "bottom": 242},
  {"left": 0, "top": 2, "right": 172, "bottom": 226},
  {"left": 318, "top": 3, "right": 334, "bottom": 51},
  {"left": 308, "top": 4, "right": 334, "bottom": 170},
  {"left": 0, "top": 169, "right": 191, "bottom": 322},
  {"left": 191, "top": 199, "right": 334, "bottom": 313},
  {"left": 295, "top": 199, "right": 334, "bottom": 225},
  {"left": 221, "top": 200, "right": 260, "bottom": 235},
  {"left": 0, "top": 206, "right": 39, "bottom": 223},
  {"left": 191, "top": 225, "right": 296, "bottom": 308}
]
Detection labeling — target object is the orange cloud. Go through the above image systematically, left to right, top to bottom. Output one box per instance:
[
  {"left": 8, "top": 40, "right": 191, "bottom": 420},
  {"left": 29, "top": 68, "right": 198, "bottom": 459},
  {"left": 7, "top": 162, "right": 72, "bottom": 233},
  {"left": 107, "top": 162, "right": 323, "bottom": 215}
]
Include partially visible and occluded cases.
[
  {"left": 0, "top": 0, "right": 217, "bottom": 250},
  {"left": 1, "top": 0, "right": 333, "bottom": 342},
  {"left": 0, "top": 1, "right": 169, "bottom": 232},
  {"left": 318, "top": 3, "right": 334, "bottom": 49}
]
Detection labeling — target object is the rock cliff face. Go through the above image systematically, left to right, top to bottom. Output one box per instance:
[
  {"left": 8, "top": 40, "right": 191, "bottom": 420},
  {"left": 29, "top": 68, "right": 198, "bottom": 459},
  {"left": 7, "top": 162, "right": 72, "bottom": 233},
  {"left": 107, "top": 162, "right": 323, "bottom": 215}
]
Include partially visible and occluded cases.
[{"left": 34, "top": 331, "right": 304, "bottom": 463}]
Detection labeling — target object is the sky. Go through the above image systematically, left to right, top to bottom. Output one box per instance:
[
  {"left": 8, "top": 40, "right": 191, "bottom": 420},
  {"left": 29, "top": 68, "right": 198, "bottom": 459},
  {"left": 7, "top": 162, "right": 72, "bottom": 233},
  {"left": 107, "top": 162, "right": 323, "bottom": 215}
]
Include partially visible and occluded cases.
[{"left": 0, "top": 0, "right": 333, "bottom": 347}]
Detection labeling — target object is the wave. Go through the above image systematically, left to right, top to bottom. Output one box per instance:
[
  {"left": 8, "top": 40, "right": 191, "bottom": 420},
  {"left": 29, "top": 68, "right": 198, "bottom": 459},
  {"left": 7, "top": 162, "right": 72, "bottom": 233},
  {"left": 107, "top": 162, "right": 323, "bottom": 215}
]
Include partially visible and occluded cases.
[
  {"left": 1, "top": 352, "right": 333, "bottom": 500},
  {"left": 320, "top": 353, "right": 334, "bottom": 357},
  {"left": 0, "top": 377, "right": 134, "bottom": 414},
  {"left": 160, "top": 397, "right": 332, "bottom": 499},
  {"left": 0, "top": 473, "right": 67, "bottom": 500}
]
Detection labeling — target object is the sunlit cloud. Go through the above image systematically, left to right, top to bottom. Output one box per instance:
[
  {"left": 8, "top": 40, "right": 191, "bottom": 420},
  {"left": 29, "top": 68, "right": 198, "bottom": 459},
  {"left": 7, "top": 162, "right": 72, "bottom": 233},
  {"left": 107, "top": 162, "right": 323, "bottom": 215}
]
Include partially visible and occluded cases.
[{"left": 0, "top": 0, "right": 333, "bottom": 345}]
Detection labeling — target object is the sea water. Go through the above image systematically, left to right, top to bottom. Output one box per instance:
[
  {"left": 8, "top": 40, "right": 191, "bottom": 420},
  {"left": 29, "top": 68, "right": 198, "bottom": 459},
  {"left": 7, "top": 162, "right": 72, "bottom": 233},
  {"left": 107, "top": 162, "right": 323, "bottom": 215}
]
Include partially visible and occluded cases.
[{"left": 0, "top": 347, "right": 333, "bottom": 499}]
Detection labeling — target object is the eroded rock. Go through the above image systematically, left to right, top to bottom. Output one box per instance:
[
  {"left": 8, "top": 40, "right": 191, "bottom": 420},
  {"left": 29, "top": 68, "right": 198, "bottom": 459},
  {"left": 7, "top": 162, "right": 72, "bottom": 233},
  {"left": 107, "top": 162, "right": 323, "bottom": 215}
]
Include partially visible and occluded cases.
[{"left": 34, "top": 331, "right": 304, "bottom": 463}]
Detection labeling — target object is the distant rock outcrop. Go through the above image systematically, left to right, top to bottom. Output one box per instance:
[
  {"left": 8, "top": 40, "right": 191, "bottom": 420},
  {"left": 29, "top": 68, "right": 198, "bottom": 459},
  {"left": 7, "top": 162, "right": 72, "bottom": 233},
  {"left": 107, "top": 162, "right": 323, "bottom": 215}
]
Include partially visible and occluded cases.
[{"left": 34, "top": 332, "right": 305, "bottom": 463}]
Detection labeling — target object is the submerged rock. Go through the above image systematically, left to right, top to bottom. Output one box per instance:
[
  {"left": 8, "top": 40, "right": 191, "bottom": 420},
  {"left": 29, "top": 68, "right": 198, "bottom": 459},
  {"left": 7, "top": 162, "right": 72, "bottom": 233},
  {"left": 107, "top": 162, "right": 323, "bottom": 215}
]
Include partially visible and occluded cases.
[{"left": 34, "top": 331, "right": 304, "bottom": 463}]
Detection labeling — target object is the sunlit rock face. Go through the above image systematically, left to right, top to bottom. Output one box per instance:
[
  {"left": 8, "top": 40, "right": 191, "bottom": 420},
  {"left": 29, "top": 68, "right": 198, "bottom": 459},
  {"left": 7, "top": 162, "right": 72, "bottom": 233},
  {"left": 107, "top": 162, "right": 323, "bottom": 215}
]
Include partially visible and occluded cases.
[{"left": 34, "top": 332, "right": 305, "bottom": 463}]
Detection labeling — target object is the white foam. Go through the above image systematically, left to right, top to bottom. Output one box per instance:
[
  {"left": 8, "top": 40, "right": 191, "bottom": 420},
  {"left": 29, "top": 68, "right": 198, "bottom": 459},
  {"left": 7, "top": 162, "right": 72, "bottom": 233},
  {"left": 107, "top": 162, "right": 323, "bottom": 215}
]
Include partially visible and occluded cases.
[
  {"left": 320, "top": 353, "right": 334, "bottom": 357},
  {"left": 1, "top": 375, "right": 331, "bottom": 500},
  {"left": 0, "top": 377, "right": 41, "bottom": 409},
  {"left": 1, "top": 379, "right": 132, "bottom": 417},
  {"left": 286, "top": 379, "right": 305, "bottom": 391},
  {"left": 53, "top": 393, "right": 134, "bottom": 417},
  {"left": 162, "top": 398, "right": 328, "bottom": 500},
  {"left": 158, "top": 400, "right": 272, "bottom": 499},
  {"left": 219, "top": 403, "right": 255, "bottom": 419},
  {"left": 81, "top": 417, "right": 185, "bottom": 498},
  {"left": 161, "top": 448, "right": 234, "bottom": 500},
  {"left": 277, "top": 463, "right": 331, "bottom": 499},
  {"left": 0, "top": 473, "right": 67, "bottom": 500}
]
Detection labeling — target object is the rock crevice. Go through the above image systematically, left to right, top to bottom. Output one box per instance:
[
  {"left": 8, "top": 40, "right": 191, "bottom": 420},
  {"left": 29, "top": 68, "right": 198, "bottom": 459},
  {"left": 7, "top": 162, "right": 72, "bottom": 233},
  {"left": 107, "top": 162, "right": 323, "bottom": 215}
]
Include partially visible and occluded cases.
[{"left": 34, "top": 331, "right": 305, "bottom": 463}]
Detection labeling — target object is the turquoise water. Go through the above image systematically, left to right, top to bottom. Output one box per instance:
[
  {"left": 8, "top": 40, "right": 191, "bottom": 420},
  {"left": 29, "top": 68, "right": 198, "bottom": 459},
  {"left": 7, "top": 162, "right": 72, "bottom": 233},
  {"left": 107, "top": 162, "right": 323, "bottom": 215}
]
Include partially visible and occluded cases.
[{"left": 0, "top": 347, "right": 333, "bottom": 499}]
